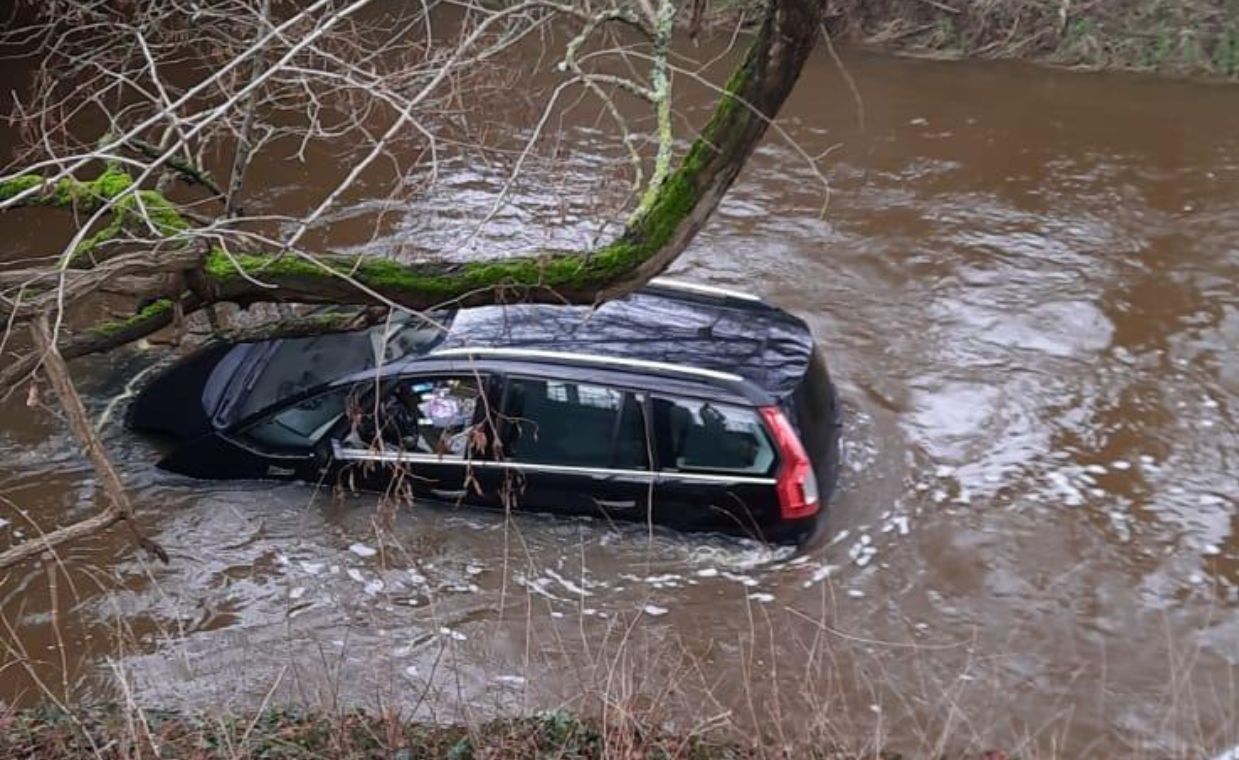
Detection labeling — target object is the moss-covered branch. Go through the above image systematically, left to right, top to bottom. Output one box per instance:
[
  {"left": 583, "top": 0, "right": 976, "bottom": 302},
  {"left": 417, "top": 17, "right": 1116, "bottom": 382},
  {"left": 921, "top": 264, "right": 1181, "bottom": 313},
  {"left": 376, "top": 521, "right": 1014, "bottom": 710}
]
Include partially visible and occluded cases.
[
  {"left": 2, "top": 0, "right": 826, "bottom": 373},
  {"left": 201, "top": 0, "right": 824, "bottom": 310},
  {"left": 0, "top": 168, "right": 134, "bottom": 210},
  {"left": 69, "top": 187, "right": 190, "bottom": 266},
  {"left": 0, "top": 296, "right": 198, "bottom": 396},
  {"left": 210, "top": 306, "right": 390, "bottom": 343}
]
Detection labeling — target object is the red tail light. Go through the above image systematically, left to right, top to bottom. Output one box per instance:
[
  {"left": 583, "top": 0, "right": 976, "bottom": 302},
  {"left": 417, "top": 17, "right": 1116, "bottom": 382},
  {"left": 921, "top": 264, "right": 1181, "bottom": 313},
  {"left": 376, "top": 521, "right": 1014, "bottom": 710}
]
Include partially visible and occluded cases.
[{"left": 759, "top": 406, "right": 820, "bottom": 520}]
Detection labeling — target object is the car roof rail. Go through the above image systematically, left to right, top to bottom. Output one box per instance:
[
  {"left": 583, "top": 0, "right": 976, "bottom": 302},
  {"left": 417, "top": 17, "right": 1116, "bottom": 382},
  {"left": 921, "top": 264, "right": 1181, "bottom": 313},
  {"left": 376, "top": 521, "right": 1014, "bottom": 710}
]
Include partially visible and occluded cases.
[
  {"left": 646, "top": 277, "right": 762, "bottom": 302},
  {"left": 429, "top": 346, "right": 744, "bottom": 383}
]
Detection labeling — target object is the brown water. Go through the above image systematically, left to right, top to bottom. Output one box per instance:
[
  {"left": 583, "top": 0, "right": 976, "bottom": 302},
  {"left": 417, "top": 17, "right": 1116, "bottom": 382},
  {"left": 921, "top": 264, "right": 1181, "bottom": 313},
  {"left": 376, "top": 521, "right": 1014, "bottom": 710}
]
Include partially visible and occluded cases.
[{"left": 1, "top": 40, "right": 1238, "bottom": 758}]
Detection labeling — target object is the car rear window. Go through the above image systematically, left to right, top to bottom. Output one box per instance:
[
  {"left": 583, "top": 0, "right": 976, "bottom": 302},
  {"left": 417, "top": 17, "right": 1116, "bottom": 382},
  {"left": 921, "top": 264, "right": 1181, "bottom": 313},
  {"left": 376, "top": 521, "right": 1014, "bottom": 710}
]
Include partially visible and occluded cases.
[
  {"left": 502, "top": 378, "right": 648, "bottom": 470},
  {"left": 653, "top": 397, "right": 775, "bottom": 476}
]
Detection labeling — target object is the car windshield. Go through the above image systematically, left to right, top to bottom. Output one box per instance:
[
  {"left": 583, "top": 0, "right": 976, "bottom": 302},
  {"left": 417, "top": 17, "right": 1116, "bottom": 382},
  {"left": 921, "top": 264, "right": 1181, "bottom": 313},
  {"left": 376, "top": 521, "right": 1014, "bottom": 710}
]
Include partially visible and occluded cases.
[{"left": 229, "top": 310, "right": 453, "bottom": 424}]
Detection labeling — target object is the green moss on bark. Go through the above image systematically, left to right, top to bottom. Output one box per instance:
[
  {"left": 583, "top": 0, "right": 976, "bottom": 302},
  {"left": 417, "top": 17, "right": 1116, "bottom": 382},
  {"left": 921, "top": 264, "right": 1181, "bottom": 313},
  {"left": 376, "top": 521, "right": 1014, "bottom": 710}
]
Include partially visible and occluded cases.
[
  {"left": 198, "top": 30, "right": 766, "bottom": 304},
  {"left": 0, "top": 168, "right": 134, "bottom": 209},
  {"left": 0, "top": 175, "right": 44, "bottom": 201},
  {"left": 68, "top": 188, "right": 188, "bottom": 266},
  {"left": 85, "top": 298, "right": 174, "bottom": 339}
]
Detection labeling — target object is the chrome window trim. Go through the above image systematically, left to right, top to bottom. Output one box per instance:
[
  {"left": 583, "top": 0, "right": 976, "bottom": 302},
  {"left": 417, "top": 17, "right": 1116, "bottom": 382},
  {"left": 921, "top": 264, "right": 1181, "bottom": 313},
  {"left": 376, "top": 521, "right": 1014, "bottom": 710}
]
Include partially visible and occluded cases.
[
  {"left": 647, "top": 277, "right": 761, "bottom": 302},
  {"left": 428, "top": 346, "right": 744, "bottom": 383},
  {"left": 331, "top": 444, "right": 777, "bottom": 485}
]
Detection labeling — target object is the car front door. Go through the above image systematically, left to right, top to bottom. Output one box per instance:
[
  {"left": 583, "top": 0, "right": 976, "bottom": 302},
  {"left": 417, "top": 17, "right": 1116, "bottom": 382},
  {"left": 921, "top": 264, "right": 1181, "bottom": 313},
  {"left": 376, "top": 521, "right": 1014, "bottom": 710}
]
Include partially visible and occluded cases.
[
  {"left": 328, "top": 373, "right": 501, "bottom": 508},
  {"left": 492, "top": 376, "right": 656, "bottom": 526}
]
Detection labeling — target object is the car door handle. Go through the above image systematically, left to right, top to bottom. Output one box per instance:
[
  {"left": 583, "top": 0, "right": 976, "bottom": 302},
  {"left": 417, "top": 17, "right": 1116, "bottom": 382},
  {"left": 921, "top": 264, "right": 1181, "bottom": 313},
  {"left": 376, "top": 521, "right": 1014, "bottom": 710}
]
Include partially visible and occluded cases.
[
  {"left": 429, "top": 488, "right": 468, "bottom": 500},
  {"left": 594, "top": 498, "right": 637, "bottom": 510}
]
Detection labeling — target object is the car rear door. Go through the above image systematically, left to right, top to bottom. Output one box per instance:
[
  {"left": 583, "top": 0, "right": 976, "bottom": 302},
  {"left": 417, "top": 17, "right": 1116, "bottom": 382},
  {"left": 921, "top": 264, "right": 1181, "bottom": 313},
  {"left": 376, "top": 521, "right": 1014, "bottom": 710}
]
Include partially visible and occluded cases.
[
  {"left": 328, "top": 373, "right": 502, "bottom": 507},
  {"left": 492, "top": 375, "right": 656, "bottom": 525},
  {"left": 649, "top": 395, "right": 783, "bottom": 540}
]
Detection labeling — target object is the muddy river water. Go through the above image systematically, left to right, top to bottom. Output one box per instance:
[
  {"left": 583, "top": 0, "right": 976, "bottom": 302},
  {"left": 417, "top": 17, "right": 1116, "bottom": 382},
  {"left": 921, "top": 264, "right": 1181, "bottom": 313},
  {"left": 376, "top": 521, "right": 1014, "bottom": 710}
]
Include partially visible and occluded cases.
[{"left": 1, "top": 36, "right": 1237, "bottom": 758}]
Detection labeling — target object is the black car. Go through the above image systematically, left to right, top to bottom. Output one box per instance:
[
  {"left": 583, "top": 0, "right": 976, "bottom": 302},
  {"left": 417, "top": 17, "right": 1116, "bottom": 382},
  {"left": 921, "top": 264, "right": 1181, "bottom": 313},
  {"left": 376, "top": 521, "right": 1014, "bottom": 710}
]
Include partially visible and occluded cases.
[{"left": 128, "top": 279, "right": 842, "bottom": 545}]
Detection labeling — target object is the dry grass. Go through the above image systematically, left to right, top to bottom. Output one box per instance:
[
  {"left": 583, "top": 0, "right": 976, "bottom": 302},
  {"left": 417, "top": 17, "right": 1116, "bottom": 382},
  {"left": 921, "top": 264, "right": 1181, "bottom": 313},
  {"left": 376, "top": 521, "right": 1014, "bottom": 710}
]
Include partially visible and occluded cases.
[{"left": 712, "top": 0, "right": 1239, "bottom": 78}]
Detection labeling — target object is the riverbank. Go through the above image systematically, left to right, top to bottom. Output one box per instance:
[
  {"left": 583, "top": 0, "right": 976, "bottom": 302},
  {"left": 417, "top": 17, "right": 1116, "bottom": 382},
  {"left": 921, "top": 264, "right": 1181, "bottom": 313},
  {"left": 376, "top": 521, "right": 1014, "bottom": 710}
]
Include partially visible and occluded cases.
[
  {"left": 718, "top": 0, "right": 1239, "bottom": 79},
  {"left": 1, "top": 707, "right": 940, "bottom": 759}
]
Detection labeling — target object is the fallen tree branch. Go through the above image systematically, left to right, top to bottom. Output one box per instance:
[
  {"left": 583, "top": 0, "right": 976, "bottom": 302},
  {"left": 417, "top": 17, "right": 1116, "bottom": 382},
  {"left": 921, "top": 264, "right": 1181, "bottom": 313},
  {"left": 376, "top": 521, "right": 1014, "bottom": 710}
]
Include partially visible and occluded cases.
[
  {"left": 0, "top": 295, "right": 198, "bottom": 399},
  {"left": 209, "top": 304, "right": 390, "bottom": 343},
  {"left": 0, "top": 317, "right": 168, "bottom": 570}
]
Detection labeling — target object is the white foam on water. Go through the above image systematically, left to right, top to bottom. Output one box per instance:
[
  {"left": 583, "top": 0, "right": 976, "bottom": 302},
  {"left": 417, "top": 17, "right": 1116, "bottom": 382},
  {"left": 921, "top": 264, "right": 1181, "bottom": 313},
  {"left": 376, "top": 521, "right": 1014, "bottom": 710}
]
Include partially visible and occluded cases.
[
  {"left": 1046, "top": 470, "right": 1085, "bottom": 507},
  {"left": 848, "top": 539, "right": 878, "bottom": 567},
  {"left": 349, "top": 543, "right": 377, "bottom": 558},
  {"left": 300, "top": 562, "right": 324, "bottom": 575},
  {"left": 803, "top": 563, "right": 838, "bottom": 587},
  {"left": 695, "top": 567, "right": 719, "bottom": 578},
  {"left": 346, "top": 568, "right": 366, "bottom": 584},
  {"left": 545, "top": 568, "right": 592, "bottom": 596},
  {"left": 721, "top": 571, "right": 759, "bottom": 587},
  {"left": 516, "top": 574, "right": 565, "bottom": 602},
  {"left": 364, "top": 579, "right": 385, "bottom": 596},
  {"left": 289, "top": 587, "right": 306, "bottom": 600},
  {"left": 748, "top": 592, "right": 775, "bottom": 603},
  {"left": 643, "top": 604, "right": 669, "bottom": 616},
  {"left": 439, "top": 627, "right": 467, "bottom": 641},
  {"left": 495, "top": 675, "right": 526, "bottom": 685},
  {"left": 1212, "top": 744, "right": 1239, "bottom": 760}
]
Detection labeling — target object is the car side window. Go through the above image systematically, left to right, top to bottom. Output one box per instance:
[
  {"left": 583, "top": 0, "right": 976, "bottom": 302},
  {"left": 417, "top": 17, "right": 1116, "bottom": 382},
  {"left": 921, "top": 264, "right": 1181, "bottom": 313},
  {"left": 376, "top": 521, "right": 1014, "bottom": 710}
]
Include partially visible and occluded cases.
[
  {"left": 343, "top": 376, "right": 484, "bottom": 459},
  {"left": 501, "top": 378, "right": 649, "bottom": 470},
  {"left": 241, "top": 384, "right": 358, "bottom": 450},
  {"left": 653, "top": 397, "right": 775, "bottom": 476}
]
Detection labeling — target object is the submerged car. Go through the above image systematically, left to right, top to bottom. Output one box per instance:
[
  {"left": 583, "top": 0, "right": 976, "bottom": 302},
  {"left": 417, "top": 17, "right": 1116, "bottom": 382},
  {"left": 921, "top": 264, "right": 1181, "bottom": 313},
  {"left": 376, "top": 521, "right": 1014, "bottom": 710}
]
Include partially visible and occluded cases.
[{"left": 128, "top": 278, "right": 842, "bottom": 545}]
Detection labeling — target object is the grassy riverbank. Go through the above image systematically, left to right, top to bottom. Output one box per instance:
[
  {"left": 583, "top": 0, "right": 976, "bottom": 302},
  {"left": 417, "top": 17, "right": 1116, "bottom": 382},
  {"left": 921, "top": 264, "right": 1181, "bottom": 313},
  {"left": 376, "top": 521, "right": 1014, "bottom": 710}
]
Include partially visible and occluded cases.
[
  {"left": 720, "top": 0, "right": 1239, "bottom": 78},
  {"left": 0, "top": 706, "right": 989, "bottom": 759},
  {"left": 3, "top": 708, "right": 726, "bottom": 759}
]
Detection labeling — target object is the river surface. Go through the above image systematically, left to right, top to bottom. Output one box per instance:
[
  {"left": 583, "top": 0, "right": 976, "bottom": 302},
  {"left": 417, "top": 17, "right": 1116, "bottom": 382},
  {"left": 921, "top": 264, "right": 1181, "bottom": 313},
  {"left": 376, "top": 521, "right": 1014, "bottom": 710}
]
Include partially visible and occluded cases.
[{"left": 1, "top": 34, "right": 1237, "bottom": 758}]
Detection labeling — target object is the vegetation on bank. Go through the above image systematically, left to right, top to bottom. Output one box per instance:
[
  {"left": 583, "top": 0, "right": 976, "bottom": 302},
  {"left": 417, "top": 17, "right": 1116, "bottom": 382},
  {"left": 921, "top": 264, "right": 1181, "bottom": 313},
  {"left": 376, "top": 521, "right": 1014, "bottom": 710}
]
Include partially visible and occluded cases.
[
  {"left": 716, "top": 0, "right": 1239, "bottom": 78},
  {"left": 0, "top": 707, "right": 931, "bottom": 760}
]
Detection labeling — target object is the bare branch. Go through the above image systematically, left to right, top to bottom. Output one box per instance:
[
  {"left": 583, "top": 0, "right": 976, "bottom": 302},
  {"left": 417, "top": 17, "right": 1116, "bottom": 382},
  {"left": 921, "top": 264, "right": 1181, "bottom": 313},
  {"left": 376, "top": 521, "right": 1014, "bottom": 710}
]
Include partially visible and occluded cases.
[{"left": 0, "top": 316, "right": 167, "bottom": 570}]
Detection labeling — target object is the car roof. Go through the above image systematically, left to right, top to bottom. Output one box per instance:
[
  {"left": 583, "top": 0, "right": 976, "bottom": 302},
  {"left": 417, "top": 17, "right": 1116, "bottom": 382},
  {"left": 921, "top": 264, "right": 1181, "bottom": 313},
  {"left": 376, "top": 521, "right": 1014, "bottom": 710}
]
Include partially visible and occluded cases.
[{"left": 419, "top": 279, "right": 816, "bottom": 400}]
